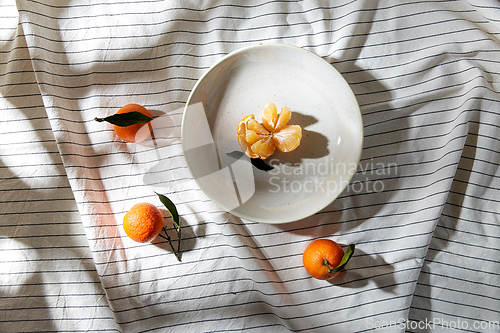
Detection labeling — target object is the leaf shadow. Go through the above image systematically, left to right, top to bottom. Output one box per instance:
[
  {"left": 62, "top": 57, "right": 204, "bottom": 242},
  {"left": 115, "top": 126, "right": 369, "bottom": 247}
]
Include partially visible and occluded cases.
[{"left": 328, "top": 247, "right": 397, "bottom": 293}]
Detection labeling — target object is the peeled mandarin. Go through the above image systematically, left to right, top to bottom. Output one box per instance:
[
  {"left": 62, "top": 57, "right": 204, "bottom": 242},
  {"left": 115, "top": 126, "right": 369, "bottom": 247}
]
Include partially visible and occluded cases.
[{"left": 237, "top": 103, "right": 302, "bottom": 159}]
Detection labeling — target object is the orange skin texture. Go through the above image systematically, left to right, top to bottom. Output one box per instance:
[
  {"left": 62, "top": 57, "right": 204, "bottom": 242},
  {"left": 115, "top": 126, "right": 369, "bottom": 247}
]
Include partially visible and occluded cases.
[
  {"left": 113, "top": 104, "right": 153, "bottom": 143},
  {"left": 123, "top": 202, "right": 164, "bottom": 243},
  {"left": 302, "top": 239, "right": 345, "bottom": 280}
]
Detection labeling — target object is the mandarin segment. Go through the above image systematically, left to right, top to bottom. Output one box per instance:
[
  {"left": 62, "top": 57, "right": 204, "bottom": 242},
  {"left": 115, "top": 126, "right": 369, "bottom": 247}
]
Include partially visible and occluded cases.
[
  {"left": 262, "top": 102, "right": 278, "bottom": 132},
  {"left": 237, "top": 103, "right": 302, "bottom": 159},
  {"left": 275, "top": 106, "right": 291, "bottom": 132},
  {"left": 237, "top": 116, "right": 259, "bottom": 159},
  {"left": 246, "top": 118, "right": 269, "bottom": 145},
  {"left": 247, "top": 118, "right": 268, "bottom": 135},
  {"left": 272, "top": 125, "right": 302, "bottom": 152},
  {"left": 246, "top": 130, "right": 265, "bottom": 145},
  {"left": 250, "top": 136, "right": 275, "bottom": 159}
]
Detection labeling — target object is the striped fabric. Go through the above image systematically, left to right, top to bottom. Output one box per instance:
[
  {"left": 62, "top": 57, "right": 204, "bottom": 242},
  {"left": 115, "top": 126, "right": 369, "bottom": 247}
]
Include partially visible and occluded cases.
[
  {"left": 1, "top": 0, "right": 499, "bottom": 332},
  {"left": 0, "top": 2, "right": 119, "bottom": 331}
]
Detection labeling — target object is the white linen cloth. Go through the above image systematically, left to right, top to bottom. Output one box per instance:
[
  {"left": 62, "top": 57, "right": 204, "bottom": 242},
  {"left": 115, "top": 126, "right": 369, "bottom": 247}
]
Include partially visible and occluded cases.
[{"left": 1, "top": 0, "right": 499, "bottom": 332}]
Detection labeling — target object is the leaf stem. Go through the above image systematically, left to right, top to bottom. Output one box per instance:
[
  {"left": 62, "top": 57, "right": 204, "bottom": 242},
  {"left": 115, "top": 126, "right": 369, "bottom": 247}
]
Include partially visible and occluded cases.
[
  {"left": 155, "top": 192, "right": 182, "bottom": 262},
  {"left": 175, "top": 221, "right": 181, "bottom": 255},
  {"left": 159, "top": 227, "right": 181, "bottom": 262},
  {"left": 323, "top": 259, "right": 334, "bottom": 273}
]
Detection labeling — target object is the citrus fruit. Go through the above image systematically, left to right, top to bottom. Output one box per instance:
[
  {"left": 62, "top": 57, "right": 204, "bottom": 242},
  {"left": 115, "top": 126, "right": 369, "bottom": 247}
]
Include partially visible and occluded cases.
[
  {"left": 237, "top": 103, "right": 302, "bottom": 159},
  {"left": 113, "top": 104, "right": 153, "bottom": 143},
  {"left": 123, "top": 202, "right": 164, "bottom": 243},
  {"left": 303, "top": 239, "right": 345, "bottom": 280}
]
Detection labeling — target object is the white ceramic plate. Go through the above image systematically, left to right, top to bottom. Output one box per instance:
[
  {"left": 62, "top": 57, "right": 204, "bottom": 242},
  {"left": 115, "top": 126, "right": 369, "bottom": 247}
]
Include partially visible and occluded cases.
[{"left": 182, "top": 44, "right": 363, "bottom": 223}]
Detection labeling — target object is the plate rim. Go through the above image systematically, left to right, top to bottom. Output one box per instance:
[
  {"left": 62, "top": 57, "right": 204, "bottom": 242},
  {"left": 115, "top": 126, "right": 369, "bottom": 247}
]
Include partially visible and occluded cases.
[{"left": 181, "top": 43, "right": 364, "bottom": 224}]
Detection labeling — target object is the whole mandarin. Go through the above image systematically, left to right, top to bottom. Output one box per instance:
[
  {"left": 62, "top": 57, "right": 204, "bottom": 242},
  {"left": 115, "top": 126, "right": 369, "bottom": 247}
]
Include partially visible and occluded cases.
[
  {"left": 113, "top": 103, "right": 153, "bottom": 143},
  {"left": 123, "top": 202, "right": 164, "bottom": 243},
  {"left": 302, "top": 239, "right": 345, "bottom": 280}
]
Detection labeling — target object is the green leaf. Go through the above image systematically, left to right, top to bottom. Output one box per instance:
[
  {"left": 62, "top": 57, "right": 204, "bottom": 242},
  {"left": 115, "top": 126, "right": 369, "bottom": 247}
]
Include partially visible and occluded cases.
[
  {"left": 94, "top": 111, "right": 152, "bottom": 127},
  {"left": 226, "top": 151, "right": 274, "bottom": 171},
  {"left": 155, "top": 192, "right": 179, "bottom": 225},
  {"left": 155, "top": 192, "right": 182, "bottom": 262},
  {"left": 330, "top": 244, "right": 355, "bottom": 273}
]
